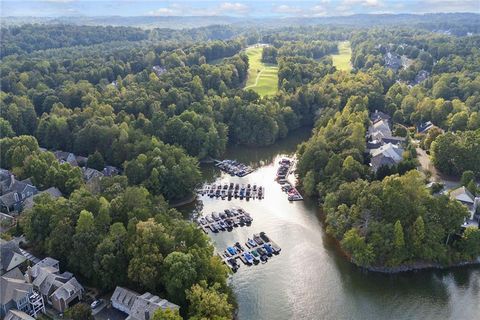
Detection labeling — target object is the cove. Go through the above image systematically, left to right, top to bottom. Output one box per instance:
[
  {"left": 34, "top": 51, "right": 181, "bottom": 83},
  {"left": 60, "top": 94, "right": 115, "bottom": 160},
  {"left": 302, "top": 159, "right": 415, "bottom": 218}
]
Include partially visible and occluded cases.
[{"left": 181, "top": 128, "right": 480, "bottom": 320}]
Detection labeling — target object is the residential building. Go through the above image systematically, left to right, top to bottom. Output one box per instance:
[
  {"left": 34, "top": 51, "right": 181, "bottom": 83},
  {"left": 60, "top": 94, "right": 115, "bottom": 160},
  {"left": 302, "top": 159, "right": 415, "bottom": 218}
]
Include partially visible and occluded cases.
[
  {"left": 370, "top": 110, "right": 391, "bottom": 123},
  {"left": 416, "top": 121, "right": 436, "bottom": 134},
  {"left": 370, "top": 143, "right": 405, "bottom": 172},
  {"left": 53, "top": 151, "right": 78, "bottom": 167},
  {"left": 103, "top": 166, "right": 120, "bottom": 177},
  {"left": 82, "top": 167, "right": 104, "bottom": 182},
  {"left": 0, "top": 172, "right": 38, "bottom": 214},
  {"left": 449, "top": 186, "right": 479, "bottom": 224},
  {"left": 22, "top": 187, "right": 62, "bottom": 212},
  {"left": 1, "top": 240, "right": 27, "bottom": 275},
  {"left": 27, "top": 258, "right": 84, "bottom": 313},
  {"left": 0, "top": 268, "right": 45, "bottom": 318},
  {"left": 111, "top": 286, "right": 179, "bottom": 320},
  {"left": 5, "top": 309, "right": 35, "bottom": 320}
]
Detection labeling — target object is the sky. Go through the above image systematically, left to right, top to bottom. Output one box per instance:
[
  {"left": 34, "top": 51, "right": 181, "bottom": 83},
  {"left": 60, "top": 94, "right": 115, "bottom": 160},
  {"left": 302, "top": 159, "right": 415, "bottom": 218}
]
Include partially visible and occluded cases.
[{"left": 1, "top": 0, "right": 479, "bottom": 17}]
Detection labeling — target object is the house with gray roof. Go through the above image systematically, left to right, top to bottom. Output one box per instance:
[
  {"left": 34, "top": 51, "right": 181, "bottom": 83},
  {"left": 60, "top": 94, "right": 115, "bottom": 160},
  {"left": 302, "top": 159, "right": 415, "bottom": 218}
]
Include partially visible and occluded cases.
[
  {"left": 369, "top": 143, "right": 405, "bottom": 172},
  {"left": 53, "top": 151, "right": 78, "bottom": 167},
  {"left": 0, "top": 172, "right": 38, "bottom": 215},
  {"left": 449, "top": 186, "right": 479, "bottom": 224},
  {"left": 22, "top": 188, "right": 62, "bottom": 212},
  {"left": 1, "top": 241, "right": 27, "bottom": 275},
  {"left": 27, "top": 258, "right": 84, "bottom": 313},
  {"left": 0, "top": 268, "right": 45, "bottom": 318},
  {"left": 111, "top": 286, "right": 179, "bottom": 320},
  {"left": 5, "top": 309, "right": 35, "bottom": 320}
]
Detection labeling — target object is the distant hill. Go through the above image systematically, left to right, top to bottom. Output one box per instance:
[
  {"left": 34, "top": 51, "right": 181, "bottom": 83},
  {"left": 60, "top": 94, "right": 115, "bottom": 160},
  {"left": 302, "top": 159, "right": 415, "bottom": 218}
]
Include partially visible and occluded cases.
[{"left": 1, "top": 13, "right": 479, "bottom": 34}]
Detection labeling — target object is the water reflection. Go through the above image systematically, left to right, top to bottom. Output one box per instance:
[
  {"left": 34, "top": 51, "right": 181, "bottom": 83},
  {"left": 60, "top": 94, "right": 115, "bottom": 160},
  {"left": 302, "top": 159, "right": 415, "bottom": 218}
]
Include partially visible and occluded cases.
[{"left": 182, "top": 128, "right": 480, "bottom": 320}]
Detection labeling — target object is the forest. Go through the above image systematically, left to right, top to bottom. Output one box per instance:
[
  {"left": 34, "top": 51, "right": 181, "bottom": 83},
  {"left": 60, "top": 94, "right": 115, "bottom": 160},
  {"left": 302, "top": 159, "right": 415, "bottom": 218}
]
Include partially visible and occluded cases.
[{"left": 1, "top": 15, "right": 479, "bottom": 318}]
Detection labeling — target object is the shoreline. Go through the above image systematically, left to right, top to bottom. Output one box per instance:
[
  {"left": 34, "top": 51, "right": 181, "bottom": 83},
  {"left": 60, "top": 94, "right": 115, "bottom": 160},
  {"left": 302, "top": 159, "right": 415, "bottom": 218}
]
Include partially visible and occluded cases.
[
  {"left": 170, "top": 193, "right": 197, "bottom": 208},
  {"left": 318, "top": 206, "right": 480, "bottom": 274},
  {"left": 364, "top": 259, "right": 480, "bottom": 273}
]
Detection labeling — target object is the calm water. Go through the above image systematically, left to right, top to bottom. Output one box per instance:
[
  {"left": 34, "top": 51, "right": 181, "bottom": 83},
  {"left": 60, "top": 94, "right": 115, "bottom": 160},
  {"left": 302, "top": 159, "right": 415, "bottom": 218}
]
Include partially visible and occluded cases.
[{"left": 183, "top": 129, "right": 480, "bottom": 320}]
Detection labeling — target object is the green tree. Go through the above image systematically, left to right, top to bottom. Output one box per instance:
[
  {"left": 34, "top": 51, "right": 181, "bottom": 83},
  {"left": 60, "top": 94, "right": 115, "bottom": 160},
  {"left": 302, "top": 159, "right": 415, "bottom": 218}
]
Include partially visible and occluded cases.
[
  {"left": 87, "top": 150, "right": 105, "bottom": 171},
  {"left": 69, "top": 210, "right": 99, "bottom": 279},
  {"left": 412, "top": 216, "right": 425, "bottom": 256},
  {"left": 394, "top": 220, "right": 405, "bottom": 250},
  {"left": 93, "top": 223, "right": 128, "bottom": 290},
  {"left": 341, "top": 228, "right": 375, "bottom": 267},
  {"left": 163, "top": 252, "right": 198, "bottom": 304},
  {"left": 186, "top": 281, "right": 233, "bottom": 320},
  {"left": 64, "top": 303, "right": 94, "bottom": 320},
  {"left": 152, "top": 308, "right": 182, "bottom": 320}
]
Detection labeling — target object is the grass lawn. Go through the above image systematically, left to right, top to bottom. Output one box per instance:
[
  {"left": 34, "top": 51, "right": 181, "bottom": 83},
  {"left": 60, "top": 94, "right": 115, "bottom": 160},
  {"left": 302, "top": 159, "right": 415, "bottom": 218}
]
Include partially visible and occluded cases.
[
  {"left": 332, "top": 41, "right": 352, "bottom": 72},
  {"left": 244, "top": 46, "right": 279, "bottom": 97}
]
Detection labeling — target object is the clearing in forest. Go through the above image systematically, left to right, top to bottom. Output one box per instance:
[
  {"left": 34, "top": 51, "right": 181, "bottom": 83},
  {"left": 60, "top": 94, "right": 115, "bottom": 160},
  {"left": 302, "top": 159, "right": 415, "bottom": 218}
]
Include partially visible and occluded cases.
[
  {"left": 332, "top": 41, "right": 352, "bottom": 72},
  {"left": 244, "top": 45, "right": 278, "bottom": 97}
]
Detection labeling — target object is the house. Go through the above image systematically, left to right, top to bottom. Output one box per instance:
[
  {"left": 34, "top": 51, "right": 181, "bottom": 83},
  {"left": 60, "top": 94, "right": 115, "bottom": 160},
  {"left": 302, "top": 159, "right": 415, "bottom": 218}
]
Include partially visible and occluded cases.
[
  {"left": 384, "top": 52, "right": 402, "bottom": 70},
  {"left": 152, "top": 65, "right": 167, "bottom": 77},
  {"left": 412, "top": 70, "right": 429, "bottom": 85},
  {"left": 370, "top": 110, "right": 391, "bottom": 123},
  {"left": 368, "top": 119, "right": 392, "bottom": 139},
  {"left": 416, "top": 121, "right": 435, "bottom": 134},
  {"left": 369, "top": 143, "right": 404, "bottom": 172},
  {"left": 53, "top": 151, "right": 78, "bottom": 167},
  {"left": 75, "top": 156, "right": 88, "bottom": 167},
  {"left": 103, "top": 166, "right": 120, "bottom": 177},
  {"left": 82, "top": 167, "right": 104, "bottom": 182},
  {"left": 0, "top": 174, "right": 38, "bottom": 214},
  {"left": 450, "top": 186, "right": 477, "bottom": 218},
  {"left": 22, "top": 188, "right": 62, "bottom": 212},
  {"left": 0, "top": 212, "right": 15, "bottom": 232},
  {"left": 1, "top": 241, "right": 27, "bottom": 275},
  {"left": 28, "top": 257, "right": 84, "bottom": 313},
  {"left": 0, "top": 268, "right": 45, "bottom": 318},
  {"left": 111, "top": 286, "right": 179, "bottom": 320},
  {"left": 5, "top": 309, "right": 35, "bottom": 320}
]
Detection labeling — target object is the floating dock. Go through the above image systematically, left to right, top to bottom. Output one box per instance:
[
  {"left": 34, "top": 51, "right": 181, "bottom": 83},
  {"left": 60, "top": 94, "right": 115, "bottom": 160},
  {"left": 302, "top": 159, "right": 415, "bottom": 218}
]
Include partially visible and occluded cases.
[
  {"left": 276, "top": 158, "right": 303, "bottom": 201},
  {"left": 215, "top": 159, "right": 254, "bottom": 177},
  {"left": 198, "top": 182, "right": 265, "bottom": 200},
  {"left": 196, "top": 207, "right": 252, "bottom": 234},
  {"left": 218, "top": 232, "right": 281, "bottom": 272}
]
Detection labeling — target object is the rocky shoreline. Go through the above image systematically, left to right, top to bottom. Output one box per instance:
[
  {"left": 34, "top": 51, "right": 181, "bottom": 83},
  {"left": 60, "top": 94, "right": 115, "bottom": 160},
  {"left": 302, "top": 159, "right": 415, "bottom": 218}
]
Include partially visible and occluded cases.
[{"left": 362, "top": 259, "right": 480, "bottom": 273}]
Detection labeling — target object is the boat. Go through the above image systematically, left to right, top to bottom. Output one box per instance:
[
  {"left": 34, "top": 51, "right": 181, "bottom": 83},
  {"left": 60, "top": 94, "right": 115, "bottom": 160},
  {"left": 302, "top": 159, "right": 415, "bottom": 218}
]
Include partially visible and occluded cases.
[
  {"left": 218, "top": 221, "right": 226, "bottom": 231},
  {"left": 210, "top": 224, "right": 218, "bottom": 233},
  {"left": 260, "top": 232, "right": 270, "bottom": 242},
  {"left": 253, "top": 234, "right": 264, "bottom": 245},
  {"left": 247, "top": 238, "right": 256, "bottom": 248},
  {"left": 235, "top": 242, "right": 245, "bottom": 252},
  {"left": 263, "top": 243, "right": 273, "bottom": 256},
  {"left": 250, "top": 249, "right": 260, "bottom": 264},
  {"left": 243, "top": 252, "right": 254, "bottom": 265}
]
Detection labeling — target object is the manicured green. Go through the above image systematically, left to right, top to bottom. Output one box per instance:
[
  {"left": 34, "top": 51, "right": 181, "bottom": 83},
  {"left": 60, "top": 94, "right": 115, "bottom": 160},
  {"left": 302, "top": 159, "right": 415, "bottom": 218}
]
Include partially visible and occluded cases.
[
  {"left": 332, "top": 41, "right": 352, "bottom": 72},
  {"left": 244, "top": 46, "right": 279, "bottom": 97}
]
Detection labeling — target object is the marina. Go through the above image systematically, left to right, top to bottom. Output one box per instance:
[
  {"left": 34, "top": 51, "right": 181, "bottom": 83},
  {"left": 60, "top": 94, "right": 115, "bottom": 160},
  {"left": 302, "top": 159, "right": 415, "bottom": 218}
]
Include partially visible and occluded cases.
[
  {"left": 215, "top": 159, "right": 254, "bottom": 177},
  {"left": 198, "top": 182, "right": 265, "bottom": 200},
  {"left": 196, "top": 207, "right": 253, "bottom": 234},
  {"left": 218, "top": 232, "right": 281, "bottom": 272}
]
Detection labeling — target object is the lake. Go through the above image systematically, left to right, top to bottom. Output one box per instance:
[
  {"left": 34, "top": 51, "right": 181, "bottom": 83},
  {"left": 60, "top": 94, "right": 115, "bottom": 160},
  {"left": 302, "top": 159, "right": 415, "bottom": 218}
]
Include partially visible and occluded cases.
[{"left": 182, "top": 129, "right": 480, "bottom": 320}]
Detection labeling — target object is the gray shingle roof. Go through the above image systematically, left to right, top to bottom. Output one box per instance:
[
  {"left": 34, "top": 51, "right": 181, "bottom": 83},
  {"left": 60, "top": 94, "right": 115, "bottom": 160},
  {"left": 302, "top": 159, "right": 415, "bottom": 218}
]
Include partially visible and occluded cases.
[{"left": 1, "top": 241, "right": 26, "bottom": 274}]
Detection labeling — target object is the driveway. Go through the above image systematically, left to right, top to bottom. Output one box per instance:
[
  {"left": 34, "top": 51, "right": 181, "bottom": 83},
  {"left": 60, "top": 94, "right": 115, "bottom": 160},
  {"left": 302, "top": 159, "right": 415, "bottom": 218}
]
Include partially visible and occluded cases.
[
  {"left": 416, "top": 147, "right": 459, "bottom": 190},
  {"left": 94, "top": 304, "right": 127, "bottom": 320}
]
